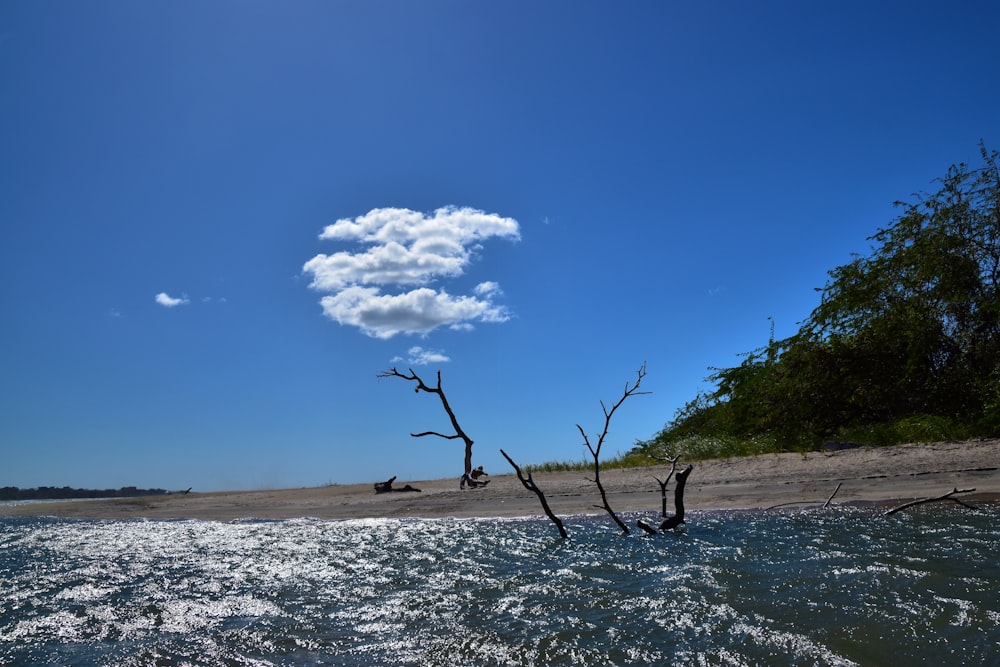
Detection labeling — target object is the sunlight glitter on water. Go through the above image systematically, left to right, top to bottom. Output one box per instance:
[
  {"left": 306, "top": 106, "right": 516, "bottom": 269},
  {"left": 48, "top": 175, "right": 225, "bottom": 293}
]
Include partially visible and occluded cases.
[{"left": 2, "top": 505, "right": 998, "bottom": 666}]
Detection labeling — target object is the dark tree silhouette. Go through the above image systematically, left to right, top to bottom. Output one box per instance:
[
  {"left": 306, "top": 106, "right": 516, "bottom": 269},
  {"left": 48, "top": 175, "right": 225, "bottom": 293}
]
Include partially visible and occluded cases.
[
  {"left": 577, "top": 362, "right": 650, "bottom": 535},
  {"left": 377, "top": 367, "right": 478, "bottom": 484},
  {"left": 500, "top": 449, "right": 568, "bottom": 538},
  {"left": 652, "top": 454, "right": 682, "bottom": 518},
  {"left": 657, "top": 464, "right": 693, "bottom": 531}
]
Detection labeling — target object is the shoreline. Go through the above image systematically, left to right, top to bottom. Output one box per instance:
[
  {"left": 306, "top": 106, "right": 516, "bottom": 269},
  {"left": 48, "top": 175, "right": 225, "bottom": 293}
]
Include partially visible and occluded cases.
[{"left": 3, "top": 439, "right": 998, "bottom": 522}]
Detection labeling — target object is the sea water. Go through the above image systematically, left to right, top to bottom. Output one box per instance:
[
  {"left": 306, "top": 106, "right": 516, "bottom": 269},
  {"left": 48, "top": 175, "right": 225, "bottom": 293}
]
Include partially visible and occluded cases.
[{"left": 2, "top": 505, "right": 998, "bottom": 666}]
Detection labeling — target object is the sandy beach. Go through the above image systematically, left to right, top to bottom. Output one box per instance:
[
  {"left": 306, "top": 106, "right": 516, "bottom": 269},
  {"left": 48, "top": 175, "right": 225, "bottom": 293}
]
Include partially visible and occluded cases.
[{"left": 3, "top": 439, "right": 998, "bottom": 522}]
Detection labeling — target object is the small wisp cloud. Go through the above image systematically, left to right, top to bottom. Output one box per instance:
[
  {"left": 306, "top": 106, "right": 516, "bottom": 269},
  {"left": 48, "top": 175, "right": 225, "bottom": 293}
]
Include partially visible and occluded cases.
[
  {"left": 303, "top": 206, "right": 520, "bottom": 339},
  {"left": 155, "top": 292, "right": 189, "bottom": 308},
  {"left": 392, "top": 346, "right": 451, "bottom": 366}
]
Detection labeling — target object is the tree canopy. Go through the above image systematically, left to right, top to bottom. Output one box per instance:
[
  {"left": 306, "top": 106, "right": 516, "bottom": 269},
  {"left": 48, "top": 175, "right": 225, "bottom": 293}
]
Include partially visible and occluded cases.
[{"left": 641, "top": 145, "right": 1000, "bottom": 456}]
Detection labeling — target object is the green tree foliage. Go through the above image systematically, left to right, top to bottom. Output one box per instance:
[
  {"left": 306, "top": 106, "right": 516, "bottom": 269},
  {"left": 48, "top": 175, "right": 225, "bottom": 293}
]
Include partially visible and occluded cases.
[{"left": 642, "top": 145, "right": 1000, "bottom": 456}]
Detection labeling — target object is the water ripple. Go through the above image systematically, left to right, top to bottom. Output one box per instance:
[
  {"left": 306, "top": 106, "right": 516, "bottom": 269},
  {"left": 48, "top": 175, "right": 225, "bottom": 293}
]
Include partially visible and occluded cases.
[{"left": 2, "top": 505, "right": 998, "bottom": 665}]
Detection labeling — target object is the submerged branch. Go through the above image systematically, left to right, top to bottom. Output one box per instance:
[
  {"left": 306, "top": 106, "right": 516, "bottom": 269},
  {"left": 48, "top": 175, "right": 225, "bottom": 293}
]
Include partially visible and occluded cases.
[
  {"left": 500, "top": 449, "right": 568, "bottom": 539},
  {"left": 766, "top": 482, "right": 844, "bottom": 511},
  {"left": 885, "top": 487, "right": 978, "bottom": 515}
]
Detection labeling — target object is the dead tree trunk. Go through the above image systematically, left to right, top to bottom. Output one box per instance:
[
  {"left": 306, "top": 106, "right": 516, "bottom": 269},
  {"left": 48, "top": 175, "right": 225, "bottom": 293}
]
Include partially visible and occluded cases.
[
  {"left": 577, "top": 362, "right": 650, "bottom": 536},
  {"left": 377, "top": 367, "right": 476, "bottom": 483},
  {"left": 500, "top": 449, "right": 568, "bottom": 539},
  {"left": 637, "top": 454, "right": 680, "bottom": 533},
  {"left": 653, "top": 454, "right": 681, "bottom": 518},
  {"left": 658, "top": 464, "right": 693, "bottom": 531}
]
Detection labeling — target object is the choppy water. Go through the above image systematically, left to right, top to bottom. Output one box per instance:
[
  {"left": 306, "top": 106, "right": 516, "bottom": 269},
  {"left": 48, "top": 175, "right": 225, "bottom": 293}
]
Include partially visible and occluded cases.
[{"left": 2, "top": 505, "right": 998, "bottom": 666}]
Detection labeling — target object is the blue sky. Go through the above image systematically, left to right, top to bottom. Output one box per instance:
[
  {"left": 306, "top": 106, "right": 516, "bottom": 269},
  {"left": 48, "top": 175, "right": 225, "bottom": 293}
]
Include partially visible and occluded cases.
[{"left": 2, "top": 2, "right": 998, "bottom": 491}]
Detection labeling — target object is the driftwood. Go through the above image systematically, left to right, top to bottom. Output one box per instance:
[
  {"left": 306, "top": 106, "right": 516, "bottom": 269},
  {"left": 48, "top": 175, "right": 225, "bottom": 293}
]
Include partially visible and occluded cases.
[
  {"left": 578, "top": 363, "right": 650, "bottom": 535},
  {"left": 500, "top": 449, "right": 568, "bottom": 539},
  {"left": 373, "top": 476, "right": 422, "bottom": 494},
  {"left": 374, "top": 476, "right": 397, "bottom": 493},
  {"left": 765, "top": 482, "right": 843, "bottom": 511},
  {"left": 885, "top": 487, "right": 978, "bottom": 515}
]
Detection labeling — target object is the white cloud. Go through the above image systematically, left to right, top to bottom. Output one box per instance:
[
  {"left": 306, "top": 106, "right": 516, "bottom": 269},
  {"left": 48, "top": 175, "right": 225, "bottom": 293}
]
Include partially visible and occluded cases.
[
  {"left": 303, "top": 206, "right": 520, "bottom": 338},
  {"left": 474, "top": 281, "right": 502, "bottom": 297},
  {"left": 318, "top": 286, "right": 510, "bottom": 339},
  {"left": 155, "top": 292, "right": 189, "bottom": 308},
  {"left": 405, "top": 346, "right": 451, "bottom": 365}
]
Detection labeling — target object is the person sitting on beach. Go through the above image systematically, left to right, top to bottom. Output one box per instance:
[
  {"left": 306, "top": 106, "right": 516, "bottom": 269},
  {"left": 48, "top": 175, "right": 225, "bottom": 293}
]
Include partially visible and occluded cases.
[{"left": 460, "top": 466, "right": 490, "bottom": 489}]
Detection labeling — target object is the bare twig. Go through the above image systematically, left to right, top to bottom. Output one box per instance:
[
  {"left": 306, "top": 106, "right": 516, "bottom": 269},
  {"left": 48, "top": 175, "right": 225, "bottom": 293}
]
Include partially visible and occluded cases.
[
  {"left": 411, "top": 431, "right": 463, "bottom": 440},
  {"left": 823, "top": 482, "right": 843, "bottom": 508}
]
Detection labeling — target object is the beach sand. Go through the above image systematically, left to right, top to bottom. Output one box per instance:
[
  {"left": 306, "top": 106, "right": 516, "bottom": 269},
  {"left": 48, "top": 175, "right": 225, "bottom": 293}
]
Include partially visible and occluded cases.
[{"left": 4, "top": 439, "right": 998, "bottom": 522}]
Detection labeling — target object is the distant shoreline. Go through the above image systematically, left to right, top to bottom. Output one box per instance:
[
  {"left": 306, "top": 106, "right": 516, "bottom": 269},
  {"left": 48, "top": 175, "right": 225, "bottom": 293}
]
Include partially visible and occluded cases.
[
  {"left": 2, "top": 440, "right": 997, "bottom": 522},
  {"left": 0, "top": 487, "right": 170, "bottom": 503},
  {"left": 0, "top": 496, "right": 118, "bottom": 508}
]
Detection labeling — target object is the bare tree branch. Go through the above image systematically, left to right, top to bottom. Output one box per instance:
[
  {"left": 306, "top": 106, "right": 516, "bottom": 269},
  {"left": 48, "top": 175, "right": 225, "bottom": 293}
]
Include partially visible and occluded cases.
[
  {"left": 578, "top": 362, "right": 649, "bottom": 535},
  {"left": 378, "top": 367, "right": 476, "bottom": 480},
  {"left": 411, "top": 431, "right": 463, "bottom": 440},
  {"left": 500, "top": 449, "right": 568, "bottom": 538},
  {"left": 823, "top": 482, "right": 843, "bottom": 508},
  {"left": 885, "top": 487, "right": 979, "bottom": 515},
  {"left": 636, "top": 519, "right": 659, "bottom": 535}
]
